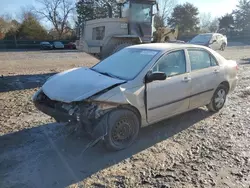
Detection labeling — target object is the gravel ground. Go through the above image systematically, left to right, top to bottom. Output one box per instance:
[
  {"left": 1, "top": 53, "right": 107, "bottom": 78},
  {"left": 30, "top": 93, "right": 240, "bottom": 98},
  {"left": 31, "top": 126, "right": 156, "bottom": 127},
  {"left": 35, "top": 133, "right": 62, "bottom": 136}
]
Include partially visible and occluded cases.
[{"left": 0, "top": 48, "right": 250, "bottom": 188}]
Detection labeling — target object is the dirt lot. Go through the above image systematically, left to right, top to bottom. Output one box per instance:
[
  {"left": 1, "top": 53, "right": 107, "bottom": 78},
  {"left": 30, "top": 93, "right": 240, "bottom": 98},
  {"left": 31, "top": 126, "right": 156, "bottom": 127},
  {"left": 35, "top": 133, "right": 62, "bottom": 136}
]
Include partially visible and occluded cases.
[{"left": 0, "top": 48, "right": 250, "bottom": 188}]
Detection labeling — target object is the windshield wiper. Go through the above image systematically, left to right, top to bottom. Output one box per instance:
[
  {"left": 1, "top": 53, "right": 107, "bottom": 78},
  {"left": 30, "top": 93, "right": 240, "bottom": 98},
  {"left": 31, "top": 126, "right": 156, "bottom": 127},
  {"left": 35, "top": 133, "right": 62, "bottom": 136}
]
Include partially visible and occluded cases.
[
  {"left": 91, "top": 68, "right": 123, "bottom": 80},
  {"left": 101, "top": 72, "right": 123, "bottom": 80}
]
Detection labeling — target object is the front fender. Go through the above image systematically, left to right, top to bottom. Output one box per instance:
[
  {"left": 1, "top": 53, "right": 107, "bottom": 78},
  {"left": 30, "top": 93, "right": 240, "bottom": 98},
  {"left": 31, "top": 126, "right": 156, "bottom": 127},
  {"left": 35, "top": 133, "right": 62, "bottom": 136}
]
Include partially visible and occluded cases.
[{"left": 92, "top": 84, "right": 146, "bottom": 121}]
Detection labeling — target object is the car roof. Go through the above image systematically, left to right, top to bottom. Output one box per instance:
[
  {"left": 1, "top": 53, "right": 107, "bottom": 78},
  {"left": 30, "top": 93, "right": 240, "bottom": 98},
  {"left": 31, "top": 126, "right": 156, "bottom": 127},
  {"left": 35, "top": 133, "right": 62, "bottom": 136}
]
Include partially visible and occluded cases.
[
  {"left": 198, "top": 33, "right": 224, "bottom": 36},
  {"left": 198, "top": 33, "right": 213, "bottom": 35},
  {"left": 128, "top": 43, "right": 210, "bottom": 52}
]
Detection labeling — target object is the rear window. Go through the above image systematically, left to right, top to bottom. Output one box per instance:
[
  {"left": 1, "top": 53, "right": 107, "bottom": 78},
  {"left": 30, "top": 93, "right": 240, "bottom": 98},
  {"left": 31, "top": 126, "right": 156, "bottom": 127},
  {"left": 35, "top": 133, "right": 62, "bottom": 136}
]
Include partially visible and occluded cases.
[
  {"left": 190, "top": 34, "right": 212, "bottom": 43},
  {"left": 41, "top": 42, "right": 50, "bottom": 45},
  {"left": 54, "top": 42, "right": 63, "bottom": 44}
]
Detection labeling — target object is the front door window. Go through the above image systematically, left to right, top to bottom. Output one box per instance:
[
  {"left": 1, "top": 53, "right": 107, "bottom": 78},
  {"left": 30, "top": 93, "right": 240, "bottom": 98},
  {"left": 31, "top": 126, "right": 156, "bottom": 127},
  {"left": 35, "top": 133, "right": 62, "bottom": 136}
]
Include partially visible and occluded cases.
[{"left": 152, "top": 50, "right": 186, "bottom": 77}]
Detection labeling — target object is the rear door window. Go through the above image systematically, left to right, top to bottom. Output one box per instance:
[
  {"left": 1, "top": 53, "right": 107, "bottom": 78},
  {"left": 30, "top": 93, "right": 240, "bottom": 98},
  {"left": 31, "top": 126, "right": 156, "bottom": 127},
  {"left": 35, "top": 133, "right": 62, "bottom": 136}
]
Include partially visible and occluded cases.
[{"left": 188, "top": 49, "right": 218, "bottom": 71}]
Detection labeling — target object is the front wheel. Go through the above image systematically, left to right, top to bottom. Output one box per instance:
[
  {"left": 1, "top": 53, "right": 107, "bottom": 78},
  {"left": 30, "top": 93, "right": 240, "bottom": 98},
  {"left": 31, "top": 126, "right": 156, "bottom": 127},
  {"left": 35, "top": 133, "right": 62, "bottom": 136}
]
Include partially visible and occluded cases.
[
  {"left": 220, "top": 43, "right": 226, "bottom": 51},
  {"left": 207, "top": 84, "right": 228, "bottom": 112},
  {"left": 104, "top": 109, "right": 140, "bottom": 151}
]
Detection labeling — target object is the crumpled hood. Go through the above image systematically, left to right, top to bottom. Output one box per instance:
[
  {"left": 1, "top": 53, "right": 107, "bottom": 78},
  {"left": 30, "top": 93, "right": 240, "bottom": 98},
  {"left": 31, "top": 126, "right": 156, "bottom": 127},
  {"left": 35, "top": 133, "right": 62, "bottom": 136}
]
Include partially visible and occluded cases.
[{"left": 42, "top": 67, "right": 125, "bottom": 103}]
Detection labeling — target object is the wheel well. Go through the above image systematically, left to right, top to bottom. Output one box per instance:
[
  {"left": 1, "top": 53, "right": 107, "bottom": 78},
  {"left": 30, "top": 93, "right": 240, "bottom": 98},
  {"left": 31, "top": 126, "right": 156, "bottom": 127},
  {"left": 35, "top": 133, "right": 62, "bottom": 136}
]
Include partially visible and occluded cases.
[
  {"left": 220, "top": 81, "right": 230, "bottom": 93},
  {"left": 118, "top": 104, "right": 142, "bottom": 126}
]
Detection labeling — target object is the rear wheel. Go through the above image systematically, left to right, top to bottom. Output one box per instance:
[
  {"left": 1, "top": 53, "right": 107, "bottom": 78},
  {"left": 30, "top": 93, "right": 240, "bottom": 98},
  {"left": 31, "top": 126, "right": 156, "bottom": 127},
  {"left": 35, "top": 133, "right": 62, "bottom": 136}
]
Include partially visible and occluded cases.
[
  {"left": 101, "top": 38, "right": 135, "bottom": 60},
  {"left": 112, "top": 42, "right": 133, "bottom": 54},
  {"left": 207, "top": 84, "right": 228, "bottom": 112},
  {"left": 104, "top": 109, "right": 140, "bottom": 151}
]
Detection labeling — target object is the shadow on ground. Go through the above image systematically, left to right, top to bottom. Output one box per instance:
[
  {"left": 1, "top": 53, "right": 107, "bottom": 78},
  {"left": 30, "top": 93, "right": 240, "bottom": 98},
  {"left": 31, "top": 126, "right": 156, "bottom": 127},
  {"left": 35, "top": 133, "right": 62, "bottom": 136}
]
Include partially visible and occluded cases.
[
  {"left": 0, "top": 49, "right": 79, "bottom": 53},
  {"left": 0, "top": 49, "right": 40, "bottom": 53},
  {"left": 42, "top": 49, "right": 80, "bottom": 53},
  {"left": 240, "top": 58, "right": 250, "bottom": 64},
  {"left": 0, "top": 73, "right": 56, "bottom": 92},
  {"left": 0, "top": 108, "right": 213, "bottom": 188}
]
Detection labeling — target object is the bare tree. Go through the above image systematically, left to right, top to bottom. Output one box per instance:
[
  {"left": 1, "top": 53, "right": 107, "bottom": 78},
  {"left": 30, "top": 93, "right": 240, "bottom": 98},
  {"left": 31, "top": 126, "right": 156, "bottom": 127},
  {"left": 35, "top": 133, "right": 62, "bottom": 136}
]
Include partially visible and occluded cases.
[
  {"left": 35, "top": 0, "right": 75, "bottom": 39},
  {"left": 157, "top": 0, "right": 177, "bottom": 26},
  {"left": 19, "top": 6, "right": 38, "bottom": 22},
  {"left": 200, "top": 12, "right": 212, "bottom": 31},
  {"left": 199, "top": 13, "right": 219, "bottom": 32},
  {"left": 0, "top": 14, "right": 17, "bottom": 37},
  {"left": 0, "top": 17, "right": 9, "bottom": 38},
  {"left": 209, "top": 18, "right": 219, "bottom": 32}
]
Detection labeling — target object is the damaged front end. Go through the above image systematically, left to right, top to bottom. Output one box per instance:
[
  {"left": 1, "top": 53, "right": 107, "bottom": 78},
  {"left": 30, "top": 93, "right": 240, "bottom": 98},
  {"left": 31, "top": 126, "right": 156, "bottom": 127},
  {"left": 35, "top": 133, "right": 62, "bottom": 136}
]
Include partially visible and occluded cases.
[{"left": 33, "top": 89, "right": 118, "bottom": 135}]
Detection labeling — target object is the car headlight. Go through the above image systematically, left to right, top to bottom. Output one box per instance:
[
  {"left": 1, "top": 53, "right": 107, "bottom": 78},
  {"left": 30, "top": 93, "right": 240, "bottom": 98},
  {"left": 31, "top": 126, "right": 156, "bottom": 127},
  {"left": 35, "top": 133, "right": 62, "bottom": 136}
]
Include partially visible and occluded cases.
[{"left": 32, "top": 88, "right": 42, "bottom": 101}]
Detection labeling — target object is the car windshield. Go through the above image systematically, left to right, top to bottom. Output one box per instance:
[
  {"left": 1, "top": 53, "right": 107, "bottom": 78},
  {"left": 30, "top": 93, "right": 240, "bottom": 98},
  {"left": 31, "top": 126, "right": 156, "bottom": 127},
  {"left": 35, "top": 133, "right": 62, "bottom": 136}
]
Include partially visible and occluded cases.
[
  {"left": 190, "top": 34, "right": 212, "bottom": 43},
  {"left": 41, "top": 42, "right": 50, "bottom": 45},
  {"left": 92, "top": 48, "right": 160, "bottom": 80}
]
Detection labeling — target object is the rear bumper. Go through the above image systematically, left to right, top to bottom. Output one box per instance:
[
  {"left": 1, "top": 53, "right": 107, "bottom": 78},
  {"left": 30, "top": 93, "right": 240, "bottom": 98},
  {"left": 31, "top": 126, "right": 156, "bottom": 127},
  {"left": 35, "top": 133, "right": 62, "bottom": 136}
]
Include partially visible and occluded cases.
[{"left": 229, "top": 77, "right": 238, "bottom": 93}]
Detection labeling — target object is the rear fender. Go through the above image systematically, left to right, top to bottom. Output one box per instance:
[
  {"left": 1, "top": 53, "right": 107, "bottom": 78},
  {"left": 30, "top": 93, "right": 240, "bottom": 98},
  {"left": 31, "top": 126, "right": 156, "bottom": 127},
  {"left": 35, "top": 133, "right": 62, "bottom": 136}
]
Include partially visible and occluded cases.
[{"left": 224, "top": 60, "right": 238, "bottom": 93}]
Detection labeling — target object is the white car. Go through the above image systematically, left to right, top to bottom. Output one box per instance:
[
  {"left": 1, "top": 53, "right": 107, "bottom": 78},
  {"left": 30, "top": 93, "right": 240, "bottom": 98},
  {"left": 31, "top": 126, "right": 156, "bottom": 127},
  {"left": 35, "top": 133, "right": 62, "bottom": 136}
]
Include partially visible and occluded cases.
[
  {"left": 189, "top": 33, "right": 228, "bottom": 51},
  {"left": 53, "top": 41, "right": 64, "bottom": 49},
  {"left": 33, "top": 43, "right": 238, "bottom": 151}
]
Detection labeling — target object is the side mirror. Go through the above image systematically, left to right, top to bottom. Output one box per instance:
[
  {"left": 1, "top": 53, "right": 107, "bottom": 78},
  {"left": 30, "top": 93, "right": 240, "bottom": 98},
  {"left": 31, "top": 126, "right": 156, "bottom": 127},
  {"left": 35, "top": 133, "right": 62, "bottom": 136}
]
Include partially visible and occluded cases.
[
  {"left": 212, "top": 39, "right": 217, "bottom": 43},
  {"left": 146, "top": 71, "right": 166, "bottom": 83}
]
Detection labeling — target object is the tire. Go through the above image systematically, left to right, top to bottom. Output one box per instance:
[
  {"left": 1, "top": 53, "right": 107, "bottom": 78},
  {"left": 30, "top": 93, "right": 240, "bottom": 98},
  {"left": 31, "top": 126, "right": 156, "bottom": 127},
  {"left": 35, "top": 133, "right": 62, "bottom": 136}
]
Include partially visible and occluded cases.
[
  {"left": 101, "top": 38, "right": 134, "bottom": 60},
  {"left": 112, "top": 42, "right": 133, "bottom": 54},
  {"left": 220, "top": 43, "right": 226, "bottom": 51},
  {"left": 207, "top": 84, "right": 229, "bottom": 112},
  {"left": 104, "top": 109, "right": 140, "bottom": 151}
]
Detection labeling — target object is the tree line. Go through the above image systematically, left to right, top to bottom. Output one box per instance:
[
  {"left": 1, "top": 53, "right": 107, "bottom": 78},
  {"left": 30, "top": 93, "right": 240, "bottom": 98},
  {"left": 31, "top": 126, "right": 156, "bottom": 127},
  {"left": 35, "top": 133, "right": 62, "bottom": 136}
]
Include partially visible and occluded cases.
[
  {"left": 0, "top": 0, "right": 250, "bottom": 41},
  {"left": 158, "top": 0, "right": 250, "bottom": 38}
]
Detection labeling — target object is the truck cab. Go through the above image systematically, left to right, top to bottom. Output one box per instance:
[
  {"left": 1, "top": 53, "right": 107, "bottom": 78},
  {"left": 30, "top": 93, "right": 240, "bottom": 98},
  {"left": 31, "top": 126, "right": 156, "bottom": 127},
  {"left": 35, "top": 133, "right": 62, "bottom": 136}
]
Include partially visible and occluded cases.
[{"left": 77, "top": 0, "right": 158, "bottom": 58}]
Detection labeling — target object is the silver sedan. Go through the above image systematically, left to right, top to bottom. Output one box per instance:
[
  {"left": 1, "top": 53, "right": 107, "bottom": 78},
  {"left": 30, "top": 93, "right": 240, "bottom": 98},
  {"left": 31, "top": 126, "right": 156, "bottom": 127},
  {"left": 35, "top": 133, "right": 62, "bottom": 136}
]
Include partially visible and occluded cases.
[{"left": 33, "top": 43, "right": 238, "bottom": 151}]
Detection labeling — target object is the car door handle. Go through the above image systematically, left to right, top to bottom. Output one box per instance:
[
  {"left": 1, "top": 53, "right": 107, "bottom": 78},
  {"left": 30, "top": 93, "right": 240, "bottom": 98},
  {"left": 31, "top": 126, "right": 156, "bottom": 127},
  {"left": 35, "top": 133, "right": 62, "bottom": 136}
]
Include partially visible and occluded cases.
[
  {"left": 214, "top": 69, "right": 220, "bottom": 74},
  {"left": 182, "top": 77, "right": 191, "bottom": 82}
]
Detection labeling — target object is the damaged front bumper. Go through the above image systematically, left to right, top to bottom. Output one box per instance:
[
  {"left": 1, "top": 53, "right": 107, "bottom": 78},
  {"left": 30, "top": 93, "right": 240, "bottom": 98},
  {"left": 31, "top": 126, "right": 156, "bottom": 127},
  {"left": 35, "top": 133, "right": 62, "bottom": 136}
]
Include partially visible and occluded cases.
[
  {"left": 32, "top": 89, "right": 118, "bottom": 134},
  {"left": 34, "top": 100, "right": 77, "bottom": 123}
]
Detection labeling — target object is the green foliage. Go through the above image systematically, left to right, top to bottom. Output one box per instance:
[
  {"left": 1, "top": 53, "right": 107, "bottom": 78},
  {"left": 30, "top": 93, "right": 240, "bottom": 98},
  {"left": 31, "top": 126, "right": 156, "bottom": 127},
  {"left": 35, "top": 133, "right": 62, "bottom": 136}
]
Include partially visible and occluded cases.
[
  {"left": 76, "top": 0, "right": 119, "bottom": 26},
  {"left": 233, "top": 0, "right": 250, "bottom": 31},
  {"left": 167, "top": 3, "right": 200, "bottom": 34},
  {"left": 16, "top": 13, "right": 48, "bottom": 40},
  {"left": 154, "top": 14, "right": 165, "bottom": 29},
  {"left": 219, "top": 14, "right": 234, "bottom": 29}
]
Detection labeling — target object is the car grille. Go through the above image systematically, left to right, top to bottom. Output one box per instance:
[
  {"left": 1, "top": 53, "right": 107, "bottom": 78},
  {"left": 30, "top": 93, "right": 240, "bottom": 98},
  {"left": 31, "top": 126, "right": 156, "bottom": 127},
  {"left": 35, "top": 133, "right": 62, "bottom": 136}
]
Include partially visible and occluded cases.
[{"left": 39, "top": 92, "right": 59, "bottom": 108}]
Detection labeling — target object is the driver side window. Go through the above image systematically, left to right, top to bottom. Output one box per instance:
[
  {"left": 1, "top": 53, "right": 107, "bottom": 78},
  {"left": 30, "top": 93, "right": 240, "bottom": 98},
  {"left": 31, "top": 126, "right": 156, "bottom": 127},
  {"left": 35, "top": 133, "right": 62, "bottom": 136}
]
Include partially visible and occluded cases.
[{"left": 152, "top": 50, "right": 186, "bottom": 77}]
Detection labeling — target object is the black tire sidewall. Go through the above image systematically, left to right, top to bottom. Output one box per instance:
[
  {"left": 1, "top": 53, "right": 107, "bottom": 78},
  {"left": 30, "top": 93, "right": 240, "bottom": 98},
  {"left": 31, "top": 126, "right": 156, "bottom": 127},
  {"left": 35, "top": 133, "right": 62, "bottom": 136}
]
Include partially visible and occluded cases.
[
  {"left": 101, "top": 38, "right": 134, "bottom": 60},
  {"left": 112, "top": 42, "right": 132, "bottom": 54},
  {"left": 211, "top": 85, "right": 228, "bottom": 112},
  {"left": 104, "top": 109, "right": 140, "bottom": 151}
]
